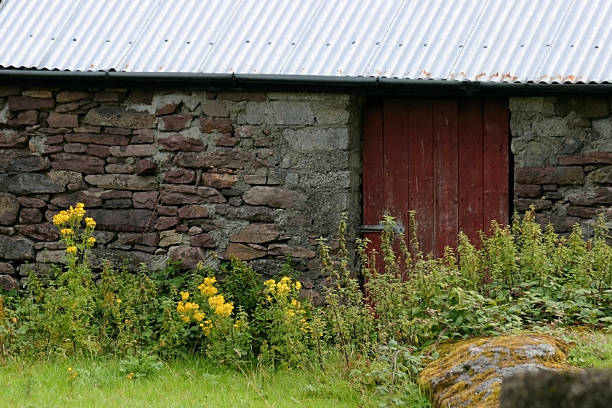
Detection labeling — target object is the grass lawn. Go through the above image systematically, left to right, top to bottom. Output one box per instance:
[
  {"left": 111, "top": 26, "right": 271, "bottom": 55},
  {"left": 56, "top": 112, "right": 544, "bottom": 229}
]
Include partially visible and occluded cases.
[
  {"left": 0, "top": 329, "right": 608, "bottom": 408},
  {"left": 0, "top": 357, "right": 430, "bottom": 408}
]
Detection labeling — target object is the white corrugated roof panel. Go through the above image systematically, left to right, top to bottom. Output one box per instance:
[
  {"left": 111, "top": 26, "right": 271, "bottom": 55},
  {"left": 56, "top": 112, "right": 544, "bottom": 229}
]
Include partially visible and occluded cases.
[{"left": 0, "top": 0, "right": 610, "bottom": 83}]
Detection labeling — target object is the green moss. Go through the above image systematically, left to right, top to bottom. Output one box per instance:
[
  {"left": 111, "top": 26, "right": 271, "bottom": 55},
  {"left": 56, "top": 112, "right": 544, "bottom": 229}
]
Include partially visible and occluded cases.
[{"left": 418, "top": 334, "right": 571, "bottom": 408}]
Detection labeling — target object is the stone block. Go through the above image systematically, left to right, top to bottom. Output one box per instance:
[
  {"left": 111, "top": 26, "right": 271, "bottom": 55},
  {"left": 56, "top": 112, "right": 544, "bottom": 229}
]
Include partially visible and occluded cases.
[
  {"left": 23, "top": 90, "right": 52, "bottom": 99},
  {"left": 56, "top": 91, "right": 91, "bottom": 103},
  {"left": 94, "top": 91, "right": 121, "bottom": 103},
  {"left": 217, "top": 91, "right": 266, "bottom": 102},
  {"left": 8, "top": 96, "right": 54, "bottom": 111},
  {"left": 555, "top": 97, "right": 610, "bottom": 119},
  {"left": 201, "top": 101, "right": 228, "bottom": 117},
  {"left": 155, "top": 102, "right": 180, "bottom": 116},
  {"left": 83, "top": 107, "right": 155, "bottom": 129},
  {"left": 14, "top": 110, "right": 39, "bottom": 125},
  {"left": 47, "top": 112, "right": 78, "bottom": 128},
  {"left": 159, "top": 114, "right": 193, "bottom": 131},
  {"left": 200, "top": 117, "right": 233, "bottom": 133},
  {"left": 284, "top": 127, "right": 349, "bottom": 151},
  {"left": 132, "top": 129, "right": 154, "bottom": 144},
  {"left": 0, "top": 130, "right": 27, "bottom": 148},
  {"left": 65, "top": 133, "right": 130, "bottom": 145},
  {"left": 158, "top": 134, "right": 206, "bottom": 151},
  {"left": 214, "top": 135, "right": 239, "bottom": 147},
  {"left": 86, "top": 145, "right": 111, "bottom": 157},
  {"left": 109, "top": 145, "right": 156, "bottom": 157},
  {"left": 174, "top": 150, "right": 263, "bottom": 169},
  {"left": 559, "top": 152, "right": 612, "bottom": 165},
  {"left": 50, "top": 153, "right": 105, "bottom": 174},
  {"left": 136, "top": 159, "right": 157, "bottom": 175},
  {"left": 105, "top": 163, "right": 134, "bottom": 174},
  {"left": 587, "top": 165, "right": 612, "bottom": 184},
  {"left": 515, "top": 166, "right": 584, "bottom": 185},
  {"left": 164, "top": 168, "right": 195, "bottom": 184},
  {"left": 0, "top": 173, "right": 64, "bottom": 194},
  {"left": 201, "top": 173, "right": 238, "bottom": 188},
  {"left": 84, "top": 174, "right": 158, "bottom": 191},
  {"left": 159, "top": 184, "right": 226, "bottom": 205},
  {"left": 514, "top": 184, "right": 543, "bottom": 198},
  {"left": 242, "top": 186, "right": 305, "bottom": 208},
  {"left": 50, "top": 191, "right": 103, "bottom": 208},
  {"left": 131, "top": 191, "right": 158, "bottom": 210},
  {"left": 0, "top": 193, "right": 19, "bottom": 225},
  {"left": 17, "top": 197, "right": 46, "bottom": 208},
  {"left": 513, "top": 198, "right": 553, "bottom": 211},
  {"left": 103, "top": 199, "right": 132, "bottom": 209},
  {"left": 215, "top": 204, "right": 276, "bottom": 222},
  {"left": 178, "top": 205, "right": 209, "bottom": 219},
  {"left": 19, "top": 208, "right": 43, "bottom": 224},
  {"left": 86, "top": 209, "right": 154, "bottom": 232},
  {"left": 535, "top": 214, "right": 580, "bottom": 233},
  {"left": 155, "top": 216, "right": 179, "bottom": 231},
  {"left": 15, "top": 223, "right": 59, "bottom": 241},
  {"left": 230, "top": 224, "right": 279, "bottom": 244},
  {"left": 159, "top": 230, "right": 182, "bottom": 247},
  {"left": 116, "top": 232, "right": 159, "bottom": 247},
  {"left": 190, "top": 233, "right": 216, "bottom": 248},
  {"left": 0, "top": 235, "right": 34, "bottom": 260},
  {"left": 226, "top": 243, "right": 266, "bottom": 261},
  {"left": 268, "top": 244, "right": 315, "bottom": 258},
  {"left": 167, "top": 246, "right": 206, "bottom": 268},
  {"left": 0, "top": 274, "right": 18, "bottom": 290},
  {"left": 501, "top": 369, "right": 612, "bottom": 408}
]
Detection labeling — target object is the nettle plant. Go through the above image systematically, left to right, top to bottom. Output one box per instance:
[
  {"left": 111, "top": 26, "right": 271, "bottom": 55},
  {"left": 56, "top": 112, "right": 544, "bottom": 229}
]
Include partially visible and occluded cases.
[{"left": 357, "top": 207, "right": 612, "bottom": 348}]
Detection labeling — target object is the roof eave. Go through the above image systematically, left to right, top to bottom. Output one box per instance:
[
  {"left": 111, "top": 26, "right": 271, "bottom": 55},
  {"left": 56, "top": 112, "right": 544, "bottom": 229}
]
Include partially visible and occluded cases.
[{"left": 0, "top": 70, "right": 611, "bottom": 96}]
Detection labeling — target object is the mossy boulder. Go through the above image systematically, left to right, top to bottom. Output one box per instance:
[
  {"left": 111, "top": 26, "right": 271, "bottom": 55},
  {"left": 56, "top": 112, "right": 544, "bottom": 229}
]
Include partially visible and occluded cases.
[{"left": 418, "top": 334, "right": 572, "bottom": 408}]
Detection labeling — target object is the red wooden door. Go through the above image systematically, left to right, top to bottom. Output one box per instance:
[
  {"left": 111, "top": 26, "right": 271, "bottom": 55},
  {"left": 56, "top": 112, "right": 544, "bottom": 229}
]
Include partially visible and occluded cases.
[{"left": 363, "top": 98, "right": 509, "bottom": 258}]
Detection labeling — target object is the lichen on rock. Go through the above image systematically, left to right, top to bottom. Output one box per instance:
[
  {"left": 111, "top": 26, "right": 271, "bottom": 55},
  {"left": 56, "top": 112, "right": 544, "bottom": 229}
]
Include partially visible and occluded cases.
[{"left": 418, "top": 334, "right": 572, "bottom": 408}]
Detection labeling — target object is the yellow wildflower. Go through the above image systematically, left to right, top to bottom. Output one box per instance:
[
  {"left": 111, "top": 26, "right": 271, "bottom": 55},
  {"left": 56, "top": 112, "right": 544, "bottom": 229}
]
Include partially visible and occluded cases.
[
  {"left": 85, "top": 217, "right": 96, "bottom": 228},
  {"left": 60, "top": 228, "right": 73, "bottom": 236},
  {"left": 87, "top": 237, "right": 96, "bottom": 246},
  {"left": 66, "top": 246, "right": 77, "bottom": 255},
  {"left": 203, "top": 277, "right": 217, "bottom": 286},
  {"left": 264, "top": 279, "right": 276, "bottom": 289},
  {"left": 295, "top": 281, "right": 302, "bottom": 290},
  {"left": 198, "top": 282, "right": 218, "bottom": 297},
  {"left": 180, "top": 291, "right": 190, "bottom": 301},
  {"left": 208, "top": 295, "right": 225, "bottom": 309},
  {"left": 266, "top": 295, "right": 273, "bottom": 302},
  {"left": 116, "top": 298, "right": 122, "bottom": 304},
  {"left": 290, "top": 299, "right": 300, "bottom": 308},
  {"left": 183, "top": 302, "right": 199, "bottom": 312},
  {"left": 215, "top": 302, "right": 234, "bottom": 317},
  {"left": 287, "top": 309, "right": 296, "bottom": 317},
  {"left": 193, "top": 312, "right": 205, "bottom": 322},
  {"left": 181, "top": 315, "right": 190, "bottom": 323},
  {"left": 126, "top": 372, "right": 134, "bottom": 380}
]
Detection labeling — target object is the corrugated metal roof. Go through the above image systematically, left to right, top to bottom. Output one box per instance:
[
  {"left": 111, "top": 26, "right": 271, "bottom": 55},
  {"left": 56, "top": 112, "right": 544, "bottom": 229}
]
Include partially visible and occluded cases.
[{"left": 0, "top": 0, "right": 610, "bottom": 83}]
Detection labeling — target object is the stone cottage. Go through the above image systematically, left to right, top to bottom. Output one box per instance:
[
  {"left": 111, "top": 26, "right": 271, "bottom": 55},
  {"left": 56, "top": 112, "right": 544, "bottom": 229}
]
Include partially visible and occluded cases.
[{"left": 0, "top": 0, "right": 611, "bottom": 292}]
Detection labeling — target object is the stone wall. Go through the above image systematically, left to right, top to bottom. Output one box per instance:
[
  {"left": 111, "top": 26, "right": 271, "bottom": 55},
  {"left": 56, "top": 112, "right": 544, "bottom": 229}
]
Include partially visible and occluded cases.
[
  {"left": 0, "top": 86, "right": 361, "bottom": 295},
  {"left": 511, "top": 96, "right": 612, "bottom": 236}
]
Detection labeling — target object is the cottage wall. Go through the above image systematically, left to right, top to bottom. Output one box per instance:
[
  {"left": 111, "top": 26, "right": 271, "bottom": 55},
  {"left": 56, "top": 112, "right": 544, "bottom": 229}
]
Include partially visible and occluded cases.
[
  {"left": 0, "top": 86, "right": 361, "bottom": 295},
  {"left": 510, "top": 96, "right": 612, "bottom": 236}
]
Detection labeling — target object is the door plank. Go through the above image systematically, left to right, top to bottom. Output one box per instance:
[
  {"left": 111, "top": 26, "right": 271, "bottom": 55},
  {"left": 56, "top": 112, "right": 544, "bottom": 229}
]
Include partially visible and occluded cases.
[
  {"left": 483, "top": 98, "right": 510, "bottom": 231},
  {"left": 458, "top": 99, "right": 484, "bottom": 244},
  {"left": 408, "top": 100, "right": 434, "bottom": 254},
  {"left": 433, "top": 100, "right": 459, "bottom": 256},
  {"left": 363, "top": 106, "right": 385, "bottom": 269}
]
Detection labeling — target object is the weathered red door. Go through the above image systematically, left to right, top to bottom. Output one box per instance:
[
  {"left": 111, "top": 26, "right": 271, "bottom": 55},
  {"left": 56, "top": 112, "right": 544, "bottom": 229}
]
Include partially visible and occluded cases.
[{"left": 363, "top": 98, "right": 509, "bottom": 258}]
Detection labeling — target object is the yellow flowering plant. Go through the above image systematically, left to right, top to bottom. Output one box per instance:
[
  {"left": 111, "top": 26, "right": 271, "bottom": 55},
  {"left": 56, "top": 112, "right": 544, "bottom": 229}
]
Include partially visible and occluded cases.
[
  {"left": 52, "top": 202, "right": 97, "bottom": 266},
  {"left": 175, "top": 271, "right": 252, "bottom": 364},
  {"left": 257, "top": 275, "right": 314, "bottom": 368}
]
